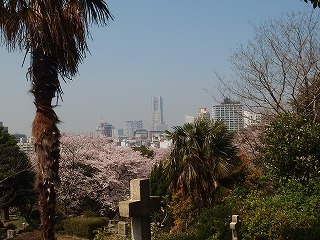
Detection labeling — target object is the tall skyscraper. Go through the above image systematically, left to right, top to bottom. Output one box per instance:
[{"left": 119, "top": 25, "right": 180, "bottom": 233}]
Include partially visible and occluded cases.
[
  {"left": 151, "top": 96, "right": 167, "bottom": 131},
  {"left": 212, "top": 98, "right": 244, "bottom": 131}
]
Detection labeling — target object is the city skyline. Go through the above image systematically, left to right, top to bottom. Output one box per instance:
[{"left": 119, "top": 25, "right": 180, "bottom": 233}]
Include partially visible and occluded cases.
[{"left": 0, "top": 1, "right": 310, "bottom": 136}]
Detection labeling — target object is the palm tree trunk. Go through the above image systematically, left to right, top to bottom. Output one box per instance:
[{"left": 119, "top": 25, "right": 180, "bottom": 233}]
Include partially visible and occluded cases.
[{"left": 31, "top": 49, "right": 61, "bottom": 240}]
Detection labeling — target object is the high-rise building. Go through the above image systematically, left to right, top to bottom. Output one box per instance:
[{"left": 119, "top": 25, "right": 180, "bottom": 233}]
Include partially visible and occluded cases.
[
  {"left": 151, "top": 96, "right": 167, "bottom": 131},
  {"left": 212, "top": 98, "right": 244, "bottom": 131},
  {"left": 196, "top": 108, "right": 210, "bottom": 121},
  {"left": 96, "top": 119, "right": 114, "bottom": 137},
  {"left": 124, "top": 120, "right": 143, "bottom": 138}
]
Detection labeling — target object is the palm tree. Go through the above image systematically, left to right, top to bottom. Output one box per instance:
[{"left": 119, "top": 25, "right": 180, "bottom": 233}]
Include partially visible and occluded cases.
[
  {"left": 0, "top": 1, "right": 113, "bottom": 239},
  {"left": 165, "top": 119, "right": 241, "bottom": 208}
]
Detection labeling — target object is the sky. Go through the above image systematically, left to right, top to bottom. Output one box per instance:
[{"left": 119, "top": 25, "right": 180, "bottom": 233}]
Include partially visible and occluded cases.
[{"left": 0, "top": 0, "right": 314, "bottom": 136}]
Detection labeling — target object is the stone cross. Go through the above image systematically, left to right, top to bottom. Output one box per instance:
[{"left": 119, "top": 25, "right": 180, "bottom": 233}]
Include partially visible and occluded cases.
[
  {"left": 119, "top": 178, "right": 161, "bottom": 240},
  {"left": 230, "top": 215, "right": 241, "bottom": 240}
]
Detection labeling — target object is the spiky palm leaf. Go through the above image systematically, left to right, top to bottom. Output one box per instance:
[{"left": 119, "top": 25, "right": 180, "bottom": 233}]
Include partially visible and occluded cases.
[{"left": 165, "top": 119, "right": 241, "bottom": 207}]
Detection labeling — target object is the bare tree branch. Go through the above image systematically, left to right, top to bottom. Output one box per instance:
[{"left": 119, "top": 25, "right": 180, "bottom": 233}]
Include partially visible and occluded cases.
[{"left": 218, "top": 11, "right": 320, "bottom": 122}]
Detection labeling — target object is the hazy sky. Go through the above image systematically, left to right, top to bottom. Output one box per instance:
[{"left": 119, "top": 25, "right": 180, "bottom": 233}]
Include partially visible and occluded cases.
[{"left": 0, "top": 1, "right": 313, "bottom": 135}]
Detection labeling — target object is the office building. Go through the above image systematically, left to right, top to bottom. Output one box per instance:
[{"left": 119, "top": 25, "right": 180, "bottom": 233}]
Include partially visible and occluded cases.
[
  {"left": 151, "top": 96, "right": 167, "bottom": 131},
  {"left": 212, "top": 98, "right": 244, "bottom": 131},
  {"left": 197, "top": 108, "right": 210, "bottom": 121},
  {"left": 185, "top": 115, "right": 195, "bottom": 124},
  {"left": 96, "top": 119, "right": 114, "bottom": 137},
  {"left": 124, "top": 120, "right": 143, "bottom": 138},
  {"left": 17, "top": 137, "right": 34, "bottom": 156}
]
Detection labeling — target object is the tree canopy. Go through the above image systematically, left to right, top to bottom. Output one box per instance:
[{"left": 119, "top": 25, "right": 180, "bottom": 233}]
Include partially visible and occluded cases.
[
  {"left": 0, "top": 1, "right": 113, "bottom": 239},
  {"left": 220, "top": 11, "right": 320, "bottom": 122},
  {"left": 261, "top": 113, "right": 320, "bottom": 183},
  {"left": 165, "top": 119, "right": 241, "bottom": 207},
  {"left": 0, "top": 126, "right": 36, "bottom": 223}
]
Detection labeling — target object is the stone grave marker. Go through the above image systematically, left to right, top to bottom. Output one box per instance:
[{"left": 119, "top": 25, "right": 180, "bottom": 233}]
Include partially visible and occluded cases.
[
  {"left": 119, "top": 178, "right": 161, "bottom": 240},
  {"left": 0, "top": 208, "right": 9, "bottom": 222},
  {"left": 230, "top": 214, "right": 241, "bottom": 240},
  {"left": 117, "top": 221, "right": 128, "bottom": 239},
  {"left": 7, "top": 229, "right": 16, "bottom": 239}
]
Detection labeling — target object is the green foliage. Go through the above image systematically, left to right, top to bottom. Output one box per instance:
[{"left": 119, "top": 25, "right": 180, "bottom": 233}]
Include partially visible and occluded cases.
[
  {"left": 262, "top": 113, "right": 320, "bottom": 183},
  {"left": 165, "top": 119, "right": 241, "bottom": 207},
  {"left": 0, "top": 126, "right": 37, "bottom": 225},
  {"left": 132, "top": 145, "right": 154, "bottom": 158},
  {"left": 150, "top": 161, "right": 170, "bottom": 197},
  {"left": 228, "top": 177, "right": 320, "bottom": 240},
  {"left": 78, "top": 197, "right": 103, "bottom": 216},
  {"left": 194, "top": 205, "right": 231, "bottom": 240},
  {"left": 62, "top": 217, "right": 109, "bottom": 240},
  {"left": 5, "top": 222, "right": 16, "bottom": 230},
  {"left": 93, "top": 224, "right": 131, "bottom": 240},
  {"left": 93, "top": 226, "right": 113, "bottom": 240}
]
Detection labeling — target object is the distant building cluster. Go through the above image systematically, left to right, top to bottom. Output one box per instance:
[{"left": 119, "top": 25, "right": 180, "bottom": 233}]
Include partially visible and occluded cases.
[
  {"left": 2, "top": 96, "right": 262, "bottom": 153},
  {"left": 95, "top": 96, "right": 171, "bottom": 148},
  {"left": 185, "top": 98, "right": 261, "bottom": 131},
  {"left": 0, "top": 121, "right": 34, "bottom": 156}
]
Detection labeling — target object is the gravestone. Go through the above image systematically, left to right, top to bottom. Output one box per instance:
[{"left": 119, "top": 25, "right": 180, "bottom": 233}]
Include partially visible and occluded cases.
[
  {"left": 119, "top": 178, "right": 161, "bottom": 240},
  {"left": 0, "top": 208, "right": 9, "bottom": 222},
  {"left": 230, "top": 215, "right": 241, "bottom": 240},
  {"left": 117, "top": 221, "right": 128, "bottom": 239},
  {"left": 7, "top": 229, "right": 16, "bottom": 239}
]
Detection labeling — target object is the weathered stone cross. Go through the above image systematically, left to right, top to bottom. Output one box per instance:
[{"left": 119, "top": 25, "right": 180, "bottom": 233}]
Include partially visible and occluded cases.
[
  {"left": 119, "top": 178, "right": 161, "bottom": 240},
  {"left": 230, "top": 215, "right": 241, "bottom": 240}
]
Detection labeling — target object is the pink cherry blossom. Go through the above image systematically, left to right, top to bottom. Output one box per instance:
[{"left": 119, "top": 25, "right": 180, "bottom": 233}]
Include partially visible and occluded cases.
[{"left": 57, "top": 134, "right": 170, "bottom": 213}]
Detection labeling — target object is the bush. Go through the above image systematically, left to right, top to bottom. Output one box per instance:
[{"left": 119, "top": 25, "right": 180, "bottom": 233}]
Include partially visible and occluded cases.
[
  {"left": 231, "top": 178, "right": 320, "bottom": 240},
  {"left": 194, "top": 205, "right": 231, "bottom": 240},
  {"left": 62, "top": 217, "right": 109, "bottom": 239},
  {"left": 5, "top": 223, "right": 16, "bottom": 230}
]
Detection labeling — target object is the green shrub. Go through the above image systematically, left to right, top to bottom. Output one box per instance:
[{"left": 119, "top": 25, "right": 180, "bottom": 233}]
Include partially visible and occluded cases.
[
  {"left": 232, "top": 178, "right": 320, "bottom": 240},
  {"left": 194, "top": 205, "right": 231, "bottom": 240},
  {"left": 83, "top": 210, "right": 98, "bottom": 217},
  {"left": 63, "top": 217, "right": 109, "bottom": 239},
  {"left": 5, "top": 223, "right": 16, "bottom": 230},
  {"left": 24, "top": 224, "right": 35, "bottom": 233}
]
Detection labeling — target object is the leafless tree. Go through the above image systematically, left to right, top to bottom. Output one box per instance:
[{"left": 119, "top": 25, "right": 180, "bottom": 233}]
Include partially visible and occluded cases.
[{"left": 218, "top": 11, "right": 320, "bottom": 123}]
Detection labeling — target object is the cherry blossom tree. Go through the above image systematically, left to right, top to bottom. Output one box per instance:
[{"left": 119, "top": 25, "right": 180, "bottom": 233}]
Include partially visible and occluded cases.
[{"left": 57, "top": 135, "right": 170, "bottom": 215}]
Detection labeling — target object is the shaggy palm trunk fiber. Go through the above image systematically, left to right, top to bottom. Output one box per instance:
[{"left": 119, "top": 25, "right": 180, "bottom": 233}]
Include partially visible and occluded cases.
[{"left": 31, "top": 49, "right": 61, "bottom": 240}]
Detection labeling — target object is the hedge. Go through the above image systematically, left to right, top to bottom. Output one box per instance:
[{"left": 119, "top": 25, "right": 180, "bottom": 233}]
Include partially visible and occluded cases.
[{"left": 62, "top": 217, "right": 109, "bottom": 239}]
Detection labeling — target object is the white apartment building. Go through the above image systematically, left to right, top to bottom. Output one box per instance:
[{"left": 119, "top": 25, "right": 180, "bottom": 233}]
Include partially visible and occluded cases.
[{"left": 212, "top": 98, "right": 244, "bottom": 131}]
